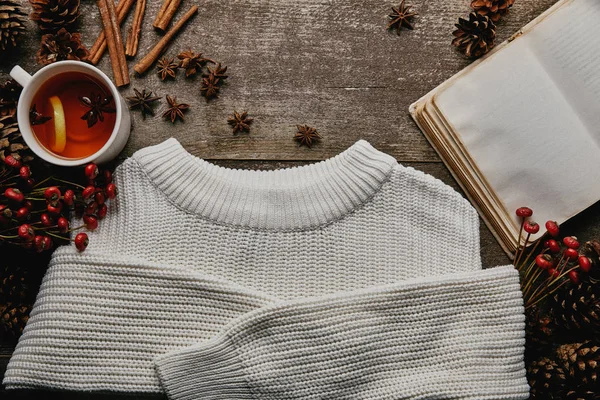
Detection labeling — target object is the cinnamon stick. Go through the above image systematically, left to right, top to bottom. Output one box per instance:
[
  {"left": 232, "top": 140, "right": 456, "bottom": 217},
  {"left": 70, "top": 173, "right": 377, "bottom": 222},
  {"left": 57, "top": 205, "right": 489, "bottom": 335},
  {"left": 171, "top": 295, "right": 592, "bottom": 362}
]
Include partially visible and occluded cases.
[
  {"left": 89, "top": 0, "right": 136, "bottom": 65},
  {"left": 97, "top": 0, "right": 130, "bottom": 86},
  {"left": 125, "top": 0, "right": 146, "bottom": 57},
  {"left": 153, "top": 0, "right": 172, "bottom": 29},
  {"left": 154, "top": 0, "right": 182, "bottom": 31},
  {"left": 134, "top": 5, "right": 198, "bottom": 75}
]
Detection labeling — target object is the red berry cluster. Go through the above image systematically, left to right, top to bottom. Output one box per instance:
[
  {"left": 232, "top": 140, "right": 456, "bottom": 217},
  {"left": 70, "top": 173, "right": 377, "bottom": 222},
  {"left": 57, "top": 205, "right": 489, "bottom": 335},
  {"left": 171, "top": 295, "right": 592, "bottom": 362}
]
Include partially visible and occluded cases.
[
  {"left": 1, "top": 159, "right": 118, "bottom": 253},
  {"left": 514, "top": 207, "right": 594, "bottom": 308}
]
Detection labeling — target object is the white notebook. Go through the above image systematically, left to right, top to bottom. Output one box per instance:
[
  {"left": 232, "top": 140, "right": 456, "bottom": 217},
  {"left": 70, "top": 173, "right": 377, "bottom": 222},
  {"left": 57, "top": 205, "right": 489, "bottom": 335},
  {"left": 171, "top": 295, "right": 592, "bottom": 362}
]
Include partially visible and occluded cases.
[{"left": 410, "top": 0, "right": 600, "bottom": 255}]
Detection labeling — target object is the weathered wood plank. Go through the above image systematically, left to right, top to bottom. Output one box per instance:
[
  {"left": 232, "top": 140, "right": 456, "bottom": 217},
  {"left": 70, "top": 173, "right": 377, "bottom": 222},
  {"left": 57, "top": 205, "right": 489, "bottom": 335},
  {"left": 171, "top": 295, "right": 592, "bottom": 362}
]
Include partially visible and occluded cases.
[{"left": 1, "top": 0, "right": 558, "bottom": 161}]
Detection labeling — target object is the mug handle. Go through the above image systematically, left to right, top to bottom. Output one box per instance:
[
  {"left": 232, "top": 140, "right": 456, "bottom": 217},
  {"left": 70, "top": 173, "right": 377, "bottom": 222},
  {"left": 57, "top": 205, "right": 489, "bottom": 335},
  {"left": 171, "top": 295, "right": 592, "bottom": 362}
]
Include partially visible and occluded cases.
[{"left": 10, "top": 65, "right": 33, "bottom": 87}]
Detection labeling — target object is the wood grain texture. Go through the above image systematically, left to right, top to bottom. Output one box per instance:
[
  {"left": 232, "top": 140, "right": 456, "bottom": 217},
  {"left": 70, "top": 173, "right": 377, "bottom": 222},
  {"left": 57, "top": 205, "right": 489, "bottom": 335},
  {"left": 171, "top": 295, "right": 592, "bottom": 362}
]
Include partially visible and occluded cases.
[{"left": 0, "top": 0, "right": 557, "bottom": 161}]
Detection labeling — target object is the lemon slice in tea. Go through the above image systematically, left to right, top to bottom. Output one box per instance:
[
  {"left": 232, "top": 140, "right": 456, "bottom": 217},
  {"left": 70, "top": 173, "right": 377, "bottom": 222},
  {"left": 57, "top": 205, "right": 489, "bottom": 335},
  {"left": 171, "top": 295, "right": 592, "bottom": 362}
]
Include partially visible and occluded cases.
[{"left": 49, "top": 95, "right": 66, "bottom": 154}]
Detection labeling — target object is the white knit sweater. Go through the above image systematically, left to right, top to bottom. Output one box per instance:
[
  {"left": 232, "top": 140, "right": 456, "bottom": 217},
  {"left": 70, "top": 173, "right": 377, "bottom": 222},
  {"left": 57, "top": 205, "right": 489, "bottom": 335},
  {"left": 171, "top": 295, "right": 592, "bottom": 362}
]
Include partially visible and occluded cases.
[{"left": 3, "top": 139, "right": 528, "bottom": 399}]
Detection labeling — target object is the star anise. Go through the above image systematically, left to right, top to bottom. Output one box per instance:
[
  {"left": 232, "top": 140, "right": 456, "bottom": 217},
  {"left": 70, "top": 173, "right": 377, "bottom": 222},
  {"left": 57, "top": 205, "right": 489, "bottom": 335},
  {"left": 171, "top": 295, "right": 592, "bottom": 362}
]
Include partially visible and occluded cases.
[
  {"left": 388, "top": 1, "right": 417, "bottom": 33},
  {"left": 177, "top": 50, "right": 215, "bottom": 77},
  {"left": 157, "top": 56, "right": 178, "bottom": 80},
  {"left": 205, "top": 63, "right": 228, "bottom": 80},
  {"left": 200, "top": 74, "right": 221, "bottom": 99},
  {"left": 126, "top": 88, "right": 161, "bottom": 119},
  {"left": 79, "top": 93, "right": 116, "bottom": 128},
  {"left": 162, "top": 95, "right": 189, "bottom": 123},
  {"left": 29, "top": 104, "right": 51, "bottom": 125},
  {"left": 227, "top": 111, "right": 253, "bottom": 134},
  {"left": 294, "top": 125, "right": 321, "bottom": 148}
]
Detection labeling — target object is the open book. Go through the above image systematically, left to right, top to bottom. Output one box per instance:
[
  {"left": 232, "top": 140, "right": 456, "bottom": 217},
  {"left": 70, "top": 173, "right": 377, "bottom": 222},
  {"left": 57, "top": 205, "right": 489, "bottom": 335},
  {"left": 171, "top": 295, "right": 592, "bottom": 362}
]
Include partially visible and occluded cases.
[{"left": 410, "top": 0, "right": 600, "bottom": 256}]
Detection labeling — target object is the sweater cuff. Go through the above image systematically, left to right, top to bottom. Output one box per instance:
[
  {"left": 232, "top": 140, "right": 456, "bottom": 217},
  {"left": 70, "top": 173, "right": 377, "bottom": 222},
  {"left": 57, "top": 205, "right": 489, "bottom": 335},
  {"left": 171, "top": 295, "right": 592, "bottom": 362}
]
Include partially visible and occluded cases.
[{"left": 155, "top": 334, "right": 252, "bottom": 400}]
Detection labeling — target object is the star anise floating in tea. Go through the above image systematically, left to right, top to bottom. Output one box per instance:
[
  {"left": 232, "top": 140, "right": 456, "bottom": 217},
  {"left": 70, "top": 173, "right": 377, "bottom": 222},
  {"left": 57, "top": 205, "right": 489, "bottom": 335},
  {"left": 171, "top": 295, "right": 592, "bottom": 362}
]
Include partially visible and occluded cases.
[
  {"left": 388, "top": 0, "right": 417, "bottom": 34},
  {"left": 177, "top": 50, "right": 215, "bottom": 77},
  {"left": 157, "top": 56, "right": 179, "bottom": 80},
  {"left": 126, "top": 88, "right": 161, "bottom": 119},
  {"left": 79, "top": 93, "right": 116, "bottom": 128},
  {"left": 162, "top": 95, "right": 189, "bottom": 123},
  {"left": 29, "top": 104, "right": 51, "bottom": 125},
  {"left": 228, "top": 111, "right": 253, "bottom": 134},
  {"left": 294, "top": 125, "right": 321, "bottom": 148}
]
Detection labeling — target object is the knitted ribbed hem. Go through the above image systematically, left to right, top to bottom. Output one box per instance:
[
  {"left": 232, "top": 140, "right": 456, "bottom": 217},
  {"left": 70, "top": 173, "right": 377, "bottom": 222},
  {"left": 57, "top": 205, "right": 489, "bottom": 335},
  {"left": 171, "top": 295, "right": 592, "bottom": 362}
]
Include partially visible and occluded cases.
[{"left": 156, "top": 334, "right": 253, "bottom": 400}]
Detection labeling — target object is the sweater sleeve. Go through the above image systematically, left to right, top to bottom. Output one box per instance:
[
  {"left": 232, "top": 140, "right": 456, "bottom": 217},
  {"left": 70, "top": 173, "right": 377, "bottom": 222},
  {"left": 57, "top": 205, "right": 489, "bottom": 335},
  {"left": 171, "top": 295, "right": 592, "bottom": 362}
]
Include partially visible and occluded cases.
[{"left": 154, "top": 265, "right": 529, "bottom": 400}]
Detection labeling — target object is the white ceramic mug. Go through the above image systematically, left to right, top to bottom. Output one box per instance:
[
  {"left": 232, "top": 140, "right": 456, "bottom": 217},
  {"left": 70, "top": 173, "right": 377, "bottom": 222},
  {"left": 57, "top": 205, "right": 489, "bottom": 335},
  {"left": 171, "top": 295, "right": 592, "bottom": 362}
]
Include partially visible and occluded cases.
[{"left": 10, "top": 61, "right": 131, "bottom": 166}]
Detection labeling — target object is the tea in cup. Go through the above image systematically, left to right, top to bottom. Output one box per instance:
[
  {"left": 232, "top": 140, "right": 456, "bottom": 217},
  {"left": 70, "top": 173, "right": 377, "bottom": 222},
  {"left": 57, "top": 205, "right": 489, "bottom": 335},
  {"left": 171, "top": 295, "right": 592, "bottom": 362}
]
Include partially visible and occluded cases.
[{"left": 10, "top": 61, "right": 131, "bottom": 166}]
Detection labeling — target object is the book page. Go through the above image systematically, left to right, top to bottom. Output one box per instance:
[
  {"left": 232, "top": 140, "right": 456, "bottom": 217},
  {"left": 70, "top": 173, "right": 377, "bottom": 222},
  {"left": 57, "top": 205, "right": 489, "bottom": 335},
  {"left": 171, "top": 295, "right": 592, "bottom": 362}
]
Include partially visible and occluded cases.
[
  {"left": 434, "top": 0, "right": 600, "bottom": 233},
  {"left": 527, "top": 0, "right": 600, "bottom": 135}
]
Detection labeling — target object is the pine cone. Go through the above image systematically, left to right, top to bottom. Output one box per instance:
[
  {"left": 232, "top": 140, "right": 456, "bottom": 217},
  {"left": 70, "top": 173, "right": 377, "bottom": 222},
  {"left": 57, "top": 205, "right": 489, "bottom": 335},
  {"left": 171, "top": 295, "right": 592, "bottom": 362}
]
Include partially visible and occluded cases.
[
  {"left": 0, "top": 0, "right": 26, "bottom": 52},
  {"left": 29, "top": 0, "right": 79, "bottom": 33},
  {"left": 471, "top": 0, "right": 515, "bottom": 22},
  {"left": 452, "top": 12, "right": 496, "bottom": 58},
  {"left": 37, "top": 27, "right": 89, "bottom": 65},
  {"left": 0, "top": 79, "right": 21, "bottom": 118},
  {"left": 0, "top": 114, "right": 30, "bottom": 165},
  {"left": 583, "top": 240, "right": 600, "bottom": 282},
  {"left": 0, "top": 265, "right": 29, "bottom": 304},
  {"left": 551, "top": 281, "right": 600, "bottom": 334},
  {"left": 0, "top": 302, "right": 31, "bottom": 339},
  {"left": 525, "top": 305, "right": 554, "bottom": 359},
  {"left": 557, "top": 342, "right": 599, "bottom": 392},
  {"left": 528, "top": 357, "right": 567, "bottom": 399},
  {"left": 565, "top": 388, "right": 600, "bottom": 400}
]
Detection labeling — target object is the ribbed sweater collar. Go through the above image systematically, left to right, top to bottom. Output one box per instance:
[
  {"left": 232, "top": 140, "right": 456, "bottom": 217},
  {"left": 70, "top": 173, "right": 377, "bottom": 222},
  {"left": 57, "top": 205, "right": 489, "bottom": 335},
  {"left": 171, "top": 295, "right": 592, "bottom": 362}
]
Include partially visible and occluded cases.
[{"left": 133, "top": 138, "right": 397, "bottom": 231}]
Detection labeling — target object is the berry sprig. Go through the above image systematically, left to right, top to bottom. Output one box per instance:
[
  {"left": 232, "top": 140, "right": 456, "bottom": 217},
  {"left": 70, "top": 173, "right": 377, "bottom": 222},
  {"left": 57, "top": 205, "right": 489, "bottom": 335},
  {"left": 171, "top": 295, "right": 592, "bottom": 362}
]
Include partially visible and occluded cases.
[
  {"left": 1, "top": 159, "right": 118, "bottom": 253},
  {"left": 513, "top": 207, "right": 594, "bottom": 309}
]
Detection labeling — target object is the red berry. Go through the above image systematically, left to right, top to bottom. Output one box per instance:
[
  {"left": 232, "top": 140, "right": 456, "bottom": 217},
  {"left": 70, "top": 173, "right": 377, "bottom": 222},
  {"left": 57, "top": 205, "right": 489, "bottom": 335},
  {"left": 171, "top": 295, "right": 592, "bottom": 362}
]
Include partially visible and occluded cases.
[
  {"left": 4, "top": 155, "right": 21, "bottom": 168},
  {"left": 85, "top": 163, "right": 99, "bottom": 180},
  {"left": 19, "top": 165, "right": 31, "bottom": 179},
  {"left": 103, "top": 170, "right": 113, "bottom": 184},
  {"left": 25, "top": 178, "right": 35, "bottom": 188},
  {"left": 105, "top": 183, "right": 118, "bottom": 199},
  {"left": 82, "top": 185, "right": 95, "bottom": 200},
  {"left": 44, "top": 186, "right": 61, "bottom": 204},
  {"left": 4, "top": 187, "right": 24, "bottom": 203},
  {"left": 63, "top": 189, "right": 75, "bottom": 206},
  {"left": 94, "top": 191, "right": 105, "bottom": 205},
  {"left": 23, "top": 200, "right": 33, "bottom": 210},
  {"left": 47, "top": 201, "right": 63, "bottom": 215},
  {"left": 85, "top": 201, "right": 98, "bottom": 215},
  {"left": 97, "top": 203, "right": 108, "bottom": 219},
  {"left": 0, "top": 204, "right": 12, "bottom": 223},
  {"left": 15, "top": 207, "right": 29, "bottom": 221},
  {"left": 516, "top": 207, "right": 533, "bottom": 218},
  {"left": 40, "top": 213, "right": 54, "bottom": 226},
  {"left": 40, "top": 213, "right": 53, "bottom": 227},
  {"left": 83, "top": 214, "right": 98, "bottom": 230},
  {"left": 57, "top": 217, "right": 69, "bottom": 233},
  {"left": 545, "top": 220, "right": 559, "bottom": 237},
  {"left": 524, "top": 221, "right": 540, "bottom": 234},
  {"left": 17, "top": 224, "right": 34, "bottom": 242},
  {"left": 74, "top": 232, "right": 89, "bottom": 251},
  {"left": 33, "top": 235, "right": 45, "bottom": 252},
  {"left": 43, "top": 235, "right": 52, "bottom": 251},
  {"left": 563, "top": 236, "right": 580, "bottom": 250},
  {"left": 545, "top": 239, "right": 560, "bottom": 254},
  {"left": 563, "top": 248, "right": 579, "bottom": 260},
  {"left": 535, "top": 254, "right": 553, "bottom": 270},
  {"left": 578, "top": 256, "right": 592, "bottom": 273},
  {"left": 548, "top": 268, "right": 560, "bottom": 278},
  {"left": 568, "top": 270, "right": 580, "bottom": 284}
]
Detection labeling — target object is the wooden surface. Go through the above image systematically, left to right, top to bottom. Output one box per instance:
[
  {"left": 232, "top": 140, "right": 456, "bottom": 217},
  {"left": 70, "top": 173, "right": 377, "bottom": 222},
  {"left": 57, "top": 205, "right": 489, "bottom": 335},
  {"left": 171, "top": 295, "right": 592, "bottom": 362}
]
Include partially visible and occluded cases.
[{"left": 2, "top": 0, "right": 588, "bottom": 398}]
